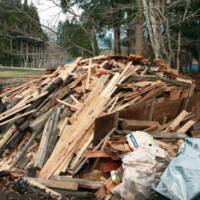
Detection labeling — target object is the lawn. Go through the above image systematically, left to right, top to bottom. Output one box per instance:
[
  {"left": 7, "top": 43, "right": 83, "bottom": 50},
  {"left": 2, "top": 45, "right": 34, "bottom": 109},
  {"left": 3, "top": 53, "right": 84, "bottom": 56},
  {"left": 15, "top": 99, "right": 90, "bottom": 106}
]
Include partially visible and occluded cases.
[{"left": 0, "top": 66, "right": 46, "bottom": 77}]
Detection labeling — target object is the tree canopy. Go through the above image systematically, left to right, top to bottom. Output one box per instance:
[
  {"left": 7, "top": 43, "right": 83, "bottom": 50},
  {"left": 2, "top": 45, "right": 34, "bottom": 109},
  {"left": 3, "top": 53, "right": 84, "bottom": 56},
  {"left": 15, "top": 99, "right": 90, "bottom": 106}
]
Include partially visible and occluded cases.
[{"left": 57, "top": 0, "right": 200, "bottom": 70}]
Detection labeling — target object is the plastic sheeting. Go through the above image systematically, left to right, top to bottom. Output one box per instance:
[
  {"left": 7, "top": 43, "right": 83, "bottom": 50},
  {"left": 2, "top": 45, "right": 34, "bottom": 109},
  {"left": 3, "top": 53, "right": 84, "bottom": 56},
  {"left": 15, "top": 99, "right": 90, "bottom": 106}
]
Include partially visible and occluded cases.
[{"left": 156, "top": 137, "right": 200, "bottom": 200}]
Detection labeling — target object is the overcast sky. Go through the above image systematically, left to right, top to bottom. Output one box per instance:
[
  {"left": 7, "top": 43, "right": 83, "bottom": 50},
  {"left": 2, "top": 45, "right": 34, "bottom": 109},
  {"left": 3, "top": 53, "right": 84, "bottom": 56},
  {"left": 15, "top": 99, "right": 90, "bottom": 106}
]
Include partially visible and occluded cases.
[{"left": 29, "top": 0, "right": 66, "bottom": 28}]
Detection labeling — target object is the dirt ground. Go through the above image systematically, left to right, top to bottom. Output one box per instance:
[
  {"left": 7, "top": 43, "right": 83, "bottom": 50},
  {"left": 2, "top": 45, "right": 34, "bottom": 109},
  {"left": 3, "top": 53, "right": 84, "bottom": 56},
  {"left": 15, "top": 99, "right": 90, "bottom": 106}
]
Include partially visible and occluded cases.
[
  {"left": 0, "top": 171, "right": 63, "bottom": 200},
  {"left": 0, "top": 171, "right": 97, "bottom": 200}
]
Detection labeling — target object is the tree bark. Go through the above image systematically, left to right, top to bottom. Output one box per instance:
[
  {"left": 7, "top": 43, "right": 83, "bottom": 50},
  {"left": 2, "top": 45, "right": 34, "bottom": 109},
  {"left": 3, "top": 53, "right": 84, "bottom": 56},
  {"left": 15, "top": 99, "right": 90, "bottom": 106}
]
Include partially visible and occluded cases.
[
  {"left": 112, "top": 0, "right": 121, "bottom": 55},
  {"left": 126, "top": 0, "right": 135, "bottom": 55},
  {"left": 135, "top": 0, "right": 144, "bottom": 55},
  {"left": 141, "top": 0, "right": 169, "bottom": 62},
  {"left": 114, "top": 26, "right": 121, "bottom": 55},
  {"left": 91, "top": 28, "right": 99, "bottom": 56},
  {"left": 176, "top": 31, "right": 181, "bottom": 72}
]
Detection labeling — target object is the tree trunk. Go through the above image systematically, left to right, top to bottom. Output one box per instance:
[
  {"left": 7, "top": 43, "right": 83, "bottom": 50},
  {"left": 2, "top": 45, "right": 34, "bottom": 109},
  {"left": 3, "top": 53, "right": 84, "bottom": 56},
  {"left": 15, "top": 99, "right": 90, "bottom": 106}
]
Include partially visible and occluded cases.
[
  {"left": 112, "top": 0, "right": 121, "bottom": 55},
  {"left": 126, "top": 0, "right": 135, "bottom": 55},
  {"left": 135, "top": 0, "right": 144, "bottom": 55},
  {"left": 141, "top": 0, "right": 169, "bottom": 62},
  {"left": 113, "top": 26, "right": 121, "bottom": 55},
  {"left": 91, "top": 29, "right": 99, "bottom": 56},
  {"left": 176, "top": 31, "right": 181, "bottom": 72},
  {"left": 198, "top": 40, "right": 200, "bottom": 71}
]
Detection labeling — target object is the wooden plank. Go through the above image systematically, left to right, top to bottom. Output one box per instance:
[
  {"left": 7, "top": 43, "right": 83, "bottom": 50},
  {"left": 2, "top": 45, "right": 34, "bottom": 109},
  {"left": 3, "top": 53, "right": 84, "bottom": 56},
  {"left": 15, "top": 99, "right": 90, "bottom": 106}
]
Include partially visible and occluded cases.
[
  {"left": 86, "top": 59, "right": 92, "bottom": 90},
  {"left": 40, "top": 75, "right": 111, "bottom": 178},
  {"left": 35, "top": 86, "right": 70, "bottom": 117},
  {"left": 169, "top": 88, "right": 182, "bottom": 100},
  {"left": 118, "top": 97, "right": 194, "bottom": 124},
  {"left": 56, "top": 99, "right": 78, "bottom": 110},
  {"left": 0, "top": 104, "right": 31, "bottom": 122},
  {"left": 46, "top": 107, "right": 61, "bottom": 161},
  {"left": 29, "top": 108, "right": 53, "bottom": 132},
  {"left": 0, "top": 109, "right": 36, "bottom": 127},
  {"left": 166, "top": 110, "right": 189, "bottom": 131},
  {"left": 93, "top": 113, "right": 118, "bottom": 146},
  {"left": 34, "top": 117, "right": 52, "bottom": 169},
  {"left": 119, "top": 119, "right": 160, "bottom": 130},
  {"left": 177, "top": 120, "right": 196, "bottom": 134},
  {"left": 12, "top": 124, "right": 43, "bottom": 168},
  {"left": 0, "top": 125, "right": 16, "bottom": 149},
  {"left": 68, "top": 126, "right": 94, "bottom": 173},
  {"left": 73, "top": 128, "right": 115, "bottom": 175},
  {"left": 83, "top": 150, "right": 110, "bottom": 158},
  {"left": 52, "top": 176, "right": 103, "bottom": 190},
  {"left": 23, "top": 177, "right": 62, "bottom": 198},
  {"left": 32, "top": 178, "right": 78, "bottom": 191}
]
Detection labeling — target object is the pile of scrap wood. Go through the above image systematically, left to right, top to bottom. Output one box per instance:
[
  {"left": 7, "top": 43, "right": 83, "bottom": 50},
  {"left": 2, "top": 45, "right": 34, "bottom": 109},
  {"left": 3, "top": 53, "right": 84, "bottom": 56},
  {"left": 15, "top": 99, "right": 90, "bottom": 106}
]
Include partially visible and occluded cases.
[{"left": 0, "top": 55, "right": 199, "bottom": 199}]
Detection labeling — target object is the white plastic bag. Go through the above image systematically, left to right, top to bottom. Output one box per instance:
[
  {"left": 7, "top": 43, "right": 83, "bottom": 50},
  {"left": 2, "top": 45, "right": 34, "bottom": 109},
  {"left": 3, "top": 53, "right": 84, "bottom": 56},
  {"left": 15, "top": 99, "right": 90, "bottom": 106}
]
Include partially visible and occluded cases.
[{"left": 113, "top": 148, "right": 157, "bottom": 200}]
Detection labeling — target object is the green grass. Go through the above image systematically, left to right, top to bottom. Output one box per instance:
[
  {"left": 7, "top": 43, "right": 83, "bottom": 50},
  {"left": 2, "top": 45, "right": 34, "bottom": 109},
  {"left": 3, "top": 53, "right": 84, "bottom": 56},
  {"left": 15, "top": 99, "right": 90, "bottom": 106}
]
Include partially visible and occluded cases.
[{"left": 0, "top": 66, "right": 46, "bottom": 77}]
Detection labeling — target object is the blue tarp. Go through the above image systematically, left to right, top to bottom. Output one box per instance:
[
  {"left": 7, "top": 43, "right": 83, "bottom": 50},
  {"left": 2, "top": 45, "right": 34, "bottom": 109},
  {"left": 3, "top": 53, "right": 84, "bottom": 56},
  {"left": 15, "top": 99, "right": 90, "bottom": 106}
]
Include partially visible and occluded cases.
[{"left": 156, "top": 137, "right": 200, "bottom": 200}]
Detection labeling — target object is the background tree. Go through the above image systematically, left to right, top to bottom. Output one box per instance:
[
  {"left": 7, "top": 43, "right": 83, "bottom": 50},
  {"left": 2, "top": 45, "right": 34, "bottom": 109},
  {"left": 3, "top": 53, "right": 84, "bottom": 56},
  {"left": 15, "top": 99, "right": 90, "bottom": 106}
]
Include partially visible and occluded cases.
[{"left": 0, "top": 0, "right": 47, "bottom": 67}]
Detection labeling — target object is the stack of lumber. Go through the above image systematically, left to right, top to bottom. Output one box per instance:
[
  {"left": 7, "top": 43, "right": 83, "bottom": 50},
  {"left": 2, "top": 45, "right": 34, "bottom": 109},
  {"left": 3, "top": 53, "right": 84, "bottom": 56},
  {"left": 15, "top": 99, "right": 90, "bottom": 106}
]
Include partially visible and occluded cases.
[{"left": 0, "top": 55, "right": 199, "bottom": 199}]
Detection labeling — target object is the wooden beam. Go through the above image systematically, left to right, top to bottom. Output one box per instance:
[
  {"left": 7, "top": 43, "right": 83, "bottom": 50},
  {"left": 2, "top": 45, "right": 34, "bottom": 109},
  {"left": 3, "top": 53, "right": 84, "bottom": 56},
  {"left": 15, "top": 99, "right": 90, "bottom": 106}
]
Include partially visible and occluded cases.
[
  {"left": 0, "top": 109, "right": 36, "bottom": 127},
  {"left": 165, "top": 110, "right": 189, "bottom": 132},
  {"left": 34, "top": 116, "right": 52, "bottom": 169},
  {"left": 177, "top": 120, "right": 196, "bottom": 134},
  {"left": 83, "top": 150, "right": 110, "bottom": 158},
  {"left": 52, "top": 176, "right": 103, "bottom": 190},
  {"left": 23, "top": 177, "right": 62, "bottom": 199},
  {"left": 31, "top": 178, "right": 78, "bottom": 191}
]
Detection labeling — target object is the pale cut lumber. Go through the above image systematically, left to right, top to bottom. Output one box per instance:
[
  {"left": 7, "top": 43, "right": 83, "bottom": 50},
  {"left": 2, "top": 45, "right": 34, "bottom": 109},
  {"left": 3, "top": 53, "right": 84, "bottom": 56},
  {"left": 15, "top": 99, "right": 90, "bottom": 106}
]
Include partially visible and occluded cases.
[
  {"left": 81, "top": 55, "right": 106, "bottom": 63},
  {"left": 58, "top": 57, "right": 81, "bottom": 81},
  {"left": 86, "top": 59, "right": 92, "bottom": 90},
  {"left": 57, "top": 72, "right": 122, "bottom": 175},
  {"left": 70, "top": 75, "right": 109, "bottom": 123},
  {"left": 40, "top": 76, "right": 111, "bottom": 178},
  {"left": 176, "top": 77, "right": 193, "bottom": 84},
  {"left": 0, "top": 78, "right": 41, "bottom": 98},
  {"left": 134, "top": 81, "right": 151, "bottom": 88},
  {"left": 70, "top": 94, "right": 81, "bottom": 105},
  {"left": 108, "top": 97, "right": 119, "bottom": 113},
  {"left": 56, "top": 99, "right": 78, "bottom": 110},
  {"left": 0, "top": 103, "right": 30, "bottom": 119},
  {"left": 0, "top": 104, "right": 31, "bottom": 123},
  {"left": 0, "top": 109, "right": 36, "bottom": 126},
  {"left": 166, "top": 110, "right": 189, "bottom": 131},
  {"left": 58, "top": 117, "right": 69, "bottom": 136},
  {"left": 177, "top": 120, "right": 196, "bottom": 134},
  {"left": 0, "top": 125, "right": 16, "bottom": 149},
  {"left": 68, "top": 126, "right": 94, "bottom": 172},
  {"left": 83, "top": 151, "right": 110, "bottom": 158},
  {"left": 52, "top": 176, "right": 103, "bottom": 190},
  {"left": 23, "top": 177, "right": 62, "bottom": 199},
  {"left": 32, "top": 178, "right": 78, "bottom": 191}
]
